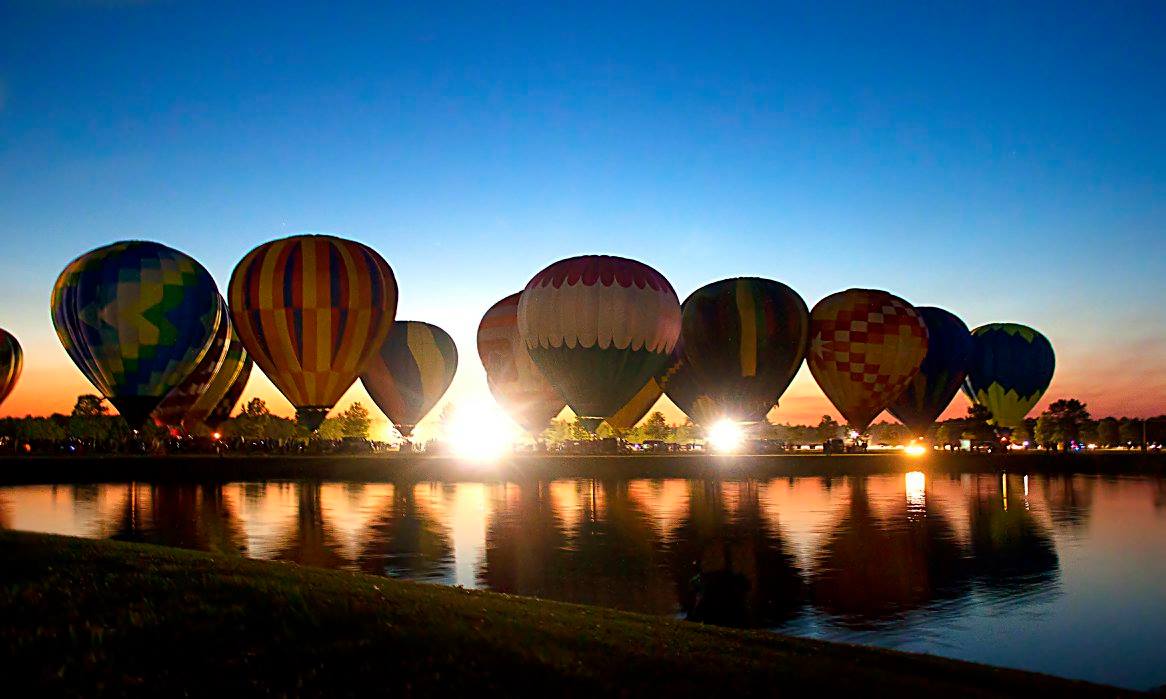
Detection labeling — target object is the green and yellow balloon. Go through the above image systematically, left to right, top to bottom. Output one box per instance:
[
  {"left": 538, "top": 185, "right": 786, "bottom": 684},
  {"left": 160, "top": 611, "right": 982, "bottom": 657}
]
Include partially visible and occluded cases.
[
  {"left": 51, "top": 241, "right": 223, "bottom": 427},
  {"left": 961, "top": 323, "right": 1055, "bottom": 428}
]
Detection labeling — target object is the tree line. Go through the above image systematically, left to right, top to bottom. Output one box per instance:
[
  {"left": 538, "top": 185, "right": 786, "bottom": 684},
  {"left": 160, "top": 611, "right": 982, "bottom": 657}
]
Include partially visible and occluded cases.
[{"left": 1, "top": 393, "right": 1162, "bottom": 453}]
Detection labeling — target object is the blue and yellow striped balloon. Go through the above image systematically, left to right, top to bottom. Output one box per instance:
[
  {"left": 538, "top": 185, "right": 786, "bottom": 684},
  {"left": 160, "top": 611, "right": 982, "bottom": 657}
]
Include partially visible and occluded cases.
[
  {"left": 51, "top": 241, "right": 223, "bottom": 426},
  {"left": 361, "top": 321, "right": 458, "bottom": 438},
  {"left": 961, "top": 323, "right": 1055, "bottom": 428}
]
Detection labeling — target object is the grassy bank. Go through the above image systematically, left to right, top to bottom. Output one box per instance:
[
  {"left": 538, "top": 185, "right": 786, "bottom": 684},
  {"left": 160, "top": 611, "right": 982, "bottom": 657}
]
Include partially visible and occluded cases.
[
  {"left": 0, "top": 450, "right": 1162, "bottom": 485},
  {"left": 0, "top": 532, "right": 1126, "bottom": 696}
]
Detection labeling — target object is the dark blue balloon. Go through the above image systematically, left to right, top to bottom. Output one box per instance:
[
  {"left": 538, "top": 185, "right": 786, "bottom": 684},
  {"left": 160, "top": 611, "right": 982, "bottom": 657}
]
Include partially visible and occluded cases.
[{"left": 888, "top": 307, "right": 972, "bottom": 435}]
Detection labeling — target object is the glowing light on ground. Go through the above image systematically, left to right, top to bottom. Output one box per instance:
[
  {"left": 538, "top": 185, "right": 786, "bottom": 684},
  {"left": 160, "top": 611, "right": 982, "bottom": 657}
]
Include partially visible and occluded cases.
[
  {"left": 445, "top": 396, "right": 517, "bottom": 462},
  {"left": 707, "top": 419, "right": 744, "bottom": 453},
  {"left": 905, "top": 443, "right": 927, "bottom": 457},
  {"left": 905, "top": 470, "right": 926, "bottom": 507}
]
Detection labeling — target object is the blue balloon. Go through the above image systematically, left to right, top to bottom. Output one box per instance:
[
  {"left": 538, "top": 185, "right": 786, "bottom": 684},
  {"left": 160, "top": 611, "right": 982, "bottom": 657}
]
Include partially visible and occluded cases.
[{"left": 888, "top": 307, "right": 973, "bottom": 435}]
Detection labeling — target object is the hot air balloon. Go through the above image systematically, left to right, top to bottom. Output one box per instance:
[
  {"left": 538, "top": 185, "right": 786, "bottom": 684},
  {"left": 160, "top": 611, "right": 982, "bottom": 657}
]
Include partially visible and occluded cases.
[
  {"left": 228, "top": 234, "right": 397, "bottom": 431},
  {"left": 51, "top": 241, "right": 223, "bottom": 427},
  {"left": 518, "top": 255, "right": 680, "bottom": 433},
  {"left": 679, "top": 278, "right": 809, "bottom": 424},
  {"left": 807, "top": 289, "right": 928, "bottom": 432},
  {"left": 476, "top": 293, "right": 565, "bottom": 436},
  {"left": 152, "top": 297, "right": 232, "bottom": 429},
  {"left": 888, "top": 307, "right": 973, "bottom": 436},
  {"left": 184, "top": 319, "right": 250, "bottom": 430},
  {"left": 361, "top": 321, "right": 458, "bottom": 439},
  {"left": 961, "top": 323, "right": 1054, "bottom": 428},
  {"left": 0, "top": 329, "right": 22, "bottom": 408},
  {"left": 659, "top": 343, "right": 719, "bottom": 426},
  {"left": 203, "top": 356, "right": 253, "bottom": 430},
  {"left": 606, "top": 378, "right": 664, "bottom": 433}
]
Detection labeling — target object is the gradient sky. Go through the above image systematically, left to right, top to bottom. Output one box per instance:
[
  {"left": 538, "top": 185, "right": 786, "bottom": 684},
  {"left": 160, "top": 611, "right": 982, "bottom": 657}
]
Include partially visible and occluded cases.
[{"left": 2, "top": 1, "right": 1164, "bottom": 432}]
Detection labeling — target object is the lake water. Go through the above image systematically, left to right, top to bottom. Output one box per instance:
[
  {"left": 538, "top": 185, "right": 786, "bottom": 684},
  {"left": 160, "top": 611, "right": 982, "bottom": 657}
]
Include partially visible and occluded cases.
[{"left": 2, "top": 470, "right": 1164, "bottom": 689}]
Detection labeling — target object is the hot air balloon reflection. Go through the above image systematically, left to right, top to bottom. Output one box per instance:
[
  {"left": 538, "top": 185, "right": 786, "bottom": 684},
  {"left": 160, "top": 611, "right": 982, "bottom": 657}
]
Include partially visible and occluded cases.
[
  {"left": 228, "top": 234, "right": 397, "bottom": 431},
  {"left": 51, "top": 241, "right": 223, "bottom": 427},
  {"left": 518, "top": 255, "right": 681, "bottom": 433},
  {"left": 808, "top": 289, "right": 928, "bottom": 432},
  {"left": 477, "top": 293, "right": 564, "bottom": 437},
  {"left": 888, "top": 307, "right": 973, "bottom": 437},
  {"left": 361, "top": 321, "right": 458, "bottom": 440},
  {"left": 962, "top": 323, "right": 1055, "bottom": 428},
  {"left": 0, "top": 329, "right": 22, "bottom": 409}
]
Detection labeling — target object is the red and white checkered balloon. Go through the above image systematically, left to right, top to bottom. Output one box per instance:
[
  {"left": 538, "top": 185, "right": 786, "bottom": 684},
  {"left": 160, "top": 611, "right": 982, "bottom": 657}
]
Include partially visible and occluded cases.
[{"left": 808, "top": 289, "right": 929, "bottom": 431}]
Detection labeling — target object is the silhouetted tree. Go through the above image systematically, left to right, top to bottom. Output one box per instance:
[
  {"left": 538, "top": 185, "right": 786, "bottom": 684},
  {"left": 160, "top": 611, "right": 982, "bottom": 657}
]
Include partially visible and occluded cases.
[
  {"left": 1035, "top": 399, "right": 1091, "bottom": 450},
  {"left": 340, "top": 402, "right": 371, "bottom": 439},
  {"left": 961, "top": 405, "right": 995, "bottom": 442},
  {"left": 643, "top": 411, "right": 669, "bottom": 440},
  {"left": 816, "top": 415, "right": 842, "bottom": 442},
  {"left": 1097, "top": 417, "right": 1120, "bottom": 447}
]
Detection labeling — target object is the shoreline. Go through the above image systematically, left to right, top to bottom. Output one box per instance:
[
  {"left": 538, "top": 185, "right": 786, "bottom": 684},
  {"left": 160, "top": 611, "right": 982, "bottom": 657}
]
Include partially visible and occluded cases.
[
  {"left": 0, "top": 450, "right": 1161, "bottom": 485},
  {"left": 0, "top": 531, "right": 1131, "bottom": 695}
]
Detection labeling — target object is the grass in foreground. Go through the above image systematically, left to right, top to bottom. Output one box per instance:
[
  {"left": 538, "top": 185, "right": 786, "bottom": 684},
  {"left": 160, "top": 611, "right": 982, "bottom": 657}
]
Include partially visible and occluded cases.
[{"left": 0, "top": 531, "right": 1125, "bottom": 697}]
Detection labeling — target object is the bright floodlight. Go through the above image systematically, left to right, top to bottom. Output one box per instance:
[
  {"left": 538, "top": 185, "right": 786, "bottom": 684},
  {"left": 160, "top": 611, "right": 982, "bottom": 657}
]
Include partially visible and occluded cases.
[
  {"left": 446, "top": 395, "right": 515, "bottom": 462},
  {"left": 707, "top": 419, "right": 745, "bottom": 453},
  {"left": 905, "top": 443, "right": 927, "bottom": 457}
]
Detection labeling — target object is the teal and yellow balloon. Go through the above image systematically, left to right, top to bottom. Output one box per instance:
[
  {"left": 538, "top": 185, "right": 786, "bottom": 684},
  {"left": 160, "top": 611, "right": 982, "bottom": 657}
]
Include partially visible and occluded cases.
[
  {"left": 51, "top": 241, "right": 223, "bottom": 427},
  {"left": 361, "top": 321, "right": 458, "bottom": 438},
  {"left": 962, "top": 323, "right": 1055, "bottom": 428},
  {"left": 0, "top": 329, "right": 22, "bottom": 409}
]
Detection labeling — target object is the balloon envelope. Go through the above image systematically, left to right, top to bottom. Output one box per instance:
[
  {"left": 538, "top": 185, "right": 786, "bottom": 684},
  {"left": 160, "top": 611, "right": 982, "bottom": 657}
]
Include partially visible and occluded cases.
[
  {"left": 228, "top": 234, "right": 397, "bottom": 431},
  {"left": 51, "top": 240, "right": 223, "bottom": 426},
  {"left": 518, "top": 255, "right": 680, "bottom": 433},
  {"left": 679, "top": 277, "right": 809, "bottom": 423},
  {"left": 808, "top": 289, "right": 928, "bottom": 432},
  {"left": 477, "top": 293, "right": 565, "bottom": 436},
  {"left": 152, "top": 297, "right": 232, "bottom": 429},
  {"left": 888, "top": 307, "right": 973, "bottom": 436},
  {"left": 184, "top": 316, "right": 250, "bottom": 431},
  {"left": 361, "top": 321, "right": 458, "bottom": 438},
  {"left": 961, "top": 323, "right": 1054, "bottom": 428},
  {"left": 0, "top": 329, "right": 22, "bottom": 408},
  {"left": 659, "top": 344, "right": 720, "bottom": 426},
  {"left": 203, "top": 356, "right": 253, "bottom": 430},
  {"left": 606, "top": 378, "right": 664, "bottom": 432}
]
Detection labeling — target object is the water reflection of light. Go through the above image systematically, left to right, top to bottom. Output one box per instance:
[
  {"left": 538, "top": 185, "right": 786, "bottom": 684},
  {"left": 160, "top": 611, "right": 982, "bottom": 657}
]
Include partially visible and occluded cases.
[
  {"left": 905, "top": 471, "right": 926, "bottom": 508},
  {"left": 450, "top": 483, "right": 489, "bottom": 587}
]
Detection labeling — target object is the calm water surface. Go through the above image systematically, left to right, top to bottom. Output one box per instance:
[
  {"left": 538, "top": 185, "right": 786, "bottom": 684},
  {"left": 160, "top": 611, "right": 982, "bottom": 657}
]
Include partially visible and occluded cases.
[{"left": 2, "top": 471, "right": 1164, "bottom": 690}]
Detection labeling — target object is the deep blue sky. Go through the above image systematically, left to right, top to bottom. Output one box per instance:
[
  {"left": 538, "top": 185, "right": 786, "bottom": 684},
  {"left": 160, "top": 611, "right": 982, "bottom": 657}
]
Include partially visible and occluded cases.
[{"left": 2, "top": 1, "right": 1164, "bottom": 423}]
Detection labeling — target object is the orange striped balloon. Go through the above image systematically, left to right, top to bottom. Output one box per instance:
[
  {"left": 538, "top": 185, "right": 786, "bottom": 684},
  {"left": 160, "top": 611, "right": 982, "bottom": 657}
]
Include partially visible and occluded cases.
[{"left": 228, "top": 234, "right": 397, "bottom": 430}]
